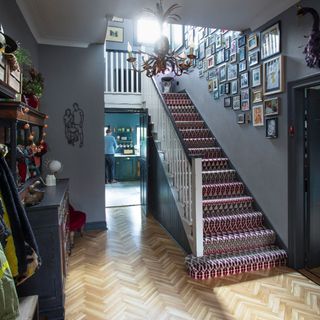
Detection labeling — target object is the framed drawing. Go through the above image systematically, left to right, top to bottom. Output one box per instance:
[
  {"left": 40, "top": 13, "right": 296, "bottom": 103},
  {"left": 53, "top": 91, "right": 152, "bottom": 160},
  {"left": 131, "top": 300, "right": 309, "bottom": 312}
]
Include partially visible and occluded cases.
[
  {"left": 261, "top": 22, "right": 281, "bottom": 60},
  {"left": 106, "top": 26, "right": 124, "bottom": 42},
  {"left": 248, "top": 33, "right": 258, "bottom": 51},
  {"left": 238, "top": 35, "right": 246, "bottom": 47},
  {"left": 230, "top": 39, "right": 237, "bottom": 55},
  {"left": 239, "top": 46, "right": 246, "bottom": 61},
  {"left": 215, "top": 49, "right": 225, "bottom": 65},
  {"left": 248, "top": 50, "right": 259, "bottom": 67},
  {"left": 230, "top": 53, "right": 237, "bottom": 63},
  {"left": 207, "top": 55, "right": 215, "bottom": 69},
  {"left": 263, "top": 55, "right": 285, "bottom": 95},
  {"left": 239, "top": 60, "right": 247, "bottom": 73},
  {"left": 227, "top": 63, "right": 238, "bottom": 81},
  {"left": 219, "top": 64, "right": 227, "bottom": 82},
  {"left": 251, "top": 66, "right": 262, "bottom": 88},
  {"left": 240, "top": 72, "right": 249, "bottom": 89},
  {"left": 212, "top": 77, "right": 219, "bottom": 91},
  {"left": 208, "top": 80, "right": 214, "bottom": 92},
  {"left": 231, "top": 80, "right": 238, "bottom": 95},
  {"left": 225, "top": 82, "right": 230, "bottom": 95},
  {"left": 219, "top": 83, "right": 225, "bottom": 96},
  {"left": 251, "top": 87, "right": 263, "bottom": 104},
  {"left": 241, "top": 88, "right": 250, "bottom": 101},
  {"left": 213, "top": 90, "right": 220, "bottom": 100},
  {"left": 232, "top": 95, "right": 241, "bottom": 110},
  {"left": 224, "top": 97, "right": 232, "bottom": 107},
  {"left": 264, "top": 97, "right": 280, "bottom": 116},
  {"left": 252, "top": 105, "right": 264, "bottom": 126},
  {"left": 237, "top": 113, "right": 245, "bottom": 124},
  {"left": 266, "top": 117, "right": 278, "bottom": 138}
]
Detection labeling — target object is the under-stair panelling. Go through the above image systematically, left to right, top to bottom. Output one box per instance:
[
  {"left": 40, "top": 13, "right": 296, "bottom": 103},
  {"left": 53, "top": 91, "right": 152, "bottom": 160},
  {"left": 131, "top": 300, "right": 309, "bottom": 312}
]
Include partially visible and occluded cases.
[{"left": 163, "top": 92, "right": 286, "bottom": 280}]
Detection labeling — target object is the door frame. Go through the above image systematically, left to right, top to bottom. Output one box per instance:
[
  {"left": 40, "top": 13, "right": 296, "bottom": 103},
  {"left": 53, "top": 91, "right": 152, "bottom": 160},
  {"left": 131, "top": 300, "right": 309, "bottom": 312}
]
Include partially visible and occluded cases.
[{"left": 288, "top": 73, "right": 320, "bottom": 269}]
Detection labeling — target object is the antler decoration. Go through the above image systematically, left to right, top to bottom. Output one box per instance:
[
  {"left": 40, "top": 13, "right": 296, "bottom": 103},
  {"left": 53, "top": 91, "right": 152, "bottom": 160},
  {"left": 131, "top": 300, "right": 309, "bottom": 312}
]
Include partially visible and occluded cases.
[{"left": 297, "top": 5, "right": 320, "bottom": 68}]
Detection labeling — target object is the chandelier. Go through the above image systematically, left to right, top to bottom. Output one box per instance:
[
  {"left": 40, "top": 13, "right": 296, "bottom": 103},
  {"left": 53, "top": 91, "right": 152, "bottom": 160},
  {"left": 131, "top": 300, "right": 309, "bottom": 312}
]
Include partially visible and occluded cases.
[{"left": 126, "top": 1, "right": 196, "bottom": 77}]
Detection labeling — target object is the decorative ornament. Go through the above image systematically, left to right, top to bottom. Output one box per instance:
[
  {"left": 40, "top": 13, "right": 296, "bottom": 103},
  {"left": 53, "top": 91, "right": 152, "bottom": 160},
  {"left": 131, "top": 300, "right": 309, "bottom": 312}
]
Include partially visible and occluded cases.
[{"left": 297, "top": 6, "right": 320, "bottom": 68}]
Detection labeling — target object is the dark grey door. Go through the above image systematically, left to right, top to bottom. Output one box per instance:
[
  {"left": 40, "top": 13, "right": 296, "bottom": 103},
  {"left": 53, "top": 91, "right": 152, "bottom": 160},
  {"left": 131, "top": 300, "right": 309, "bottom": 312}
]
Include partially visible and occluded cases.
[
  {"left": 305, "top": 87, "right": 320, "bottom": 268},
  {"left": 140, "top": 111, "right": 149, "bottom": 215}
]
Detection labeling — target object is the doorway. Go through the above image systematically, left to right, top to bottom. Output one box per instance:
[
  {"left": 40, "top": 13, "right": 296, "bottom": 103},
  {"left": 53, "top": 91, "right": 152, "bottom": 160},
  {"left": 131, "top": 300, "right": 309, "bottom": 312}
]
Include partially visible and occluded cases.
[
  {"left": 288, "top": 75, "right": 320, "bottom": 283},
  {"left": 104, "top": 108, "right": 148, "bottom": 211}
]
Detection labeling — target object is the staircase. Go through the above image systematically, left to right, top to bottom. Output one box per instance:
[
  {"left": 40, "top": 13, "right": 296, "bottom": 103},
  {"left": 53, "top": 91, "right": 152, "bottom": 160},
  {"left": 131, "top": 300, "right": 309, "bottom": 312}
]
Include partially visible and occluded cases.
[{"left": 163, "top": 92, "right": 287, "bottom": 280}]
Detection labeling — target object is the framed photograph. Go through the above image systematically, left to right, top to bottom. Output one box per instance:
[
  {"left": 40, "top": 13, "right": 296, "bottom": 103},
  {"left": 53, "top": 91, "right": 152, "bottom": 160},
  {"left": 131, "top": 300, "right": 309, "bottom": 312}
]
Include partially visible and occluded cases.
[
  {"left": 261, "top": 22, "right": 281, "bottom": 60},
  {"left": 106, "top": 26, "right": 124, "bottom": 42},
  {"left": 215, "top": 33, "right": 222, "bottom": 49},
  {"left": 248, "top": 33, "right": 258, "bottom": 51},
  {"left": 225, "top": 35, "right": 231, "bottom": 49},
  {"left": 238, "top": 35, "right": 246, "bottom": 47},
  {"left": 208, "top": 36, "right": 215, "bottom": 46},
  {"left": 231, "top": 39, "right": 237, "bottom": 55},
  {"left": 199, "top": 42, "right": 205, "bottom": 60},
  {"left": 206, "top": 46, "right": 212, "bottom": 57},
  {"left": 239, "top": 46, "right": 246, "bottom": 61},
  {"left": 215, "top": 49, "right": 225, "bottom": 65},
  {"left": 224, "top": 49, "right": 230, "bottom": 62},
  {"left": 248, "top": 50, "right": 259, "bottom": 67},
  {"left": 230, "top": 53, "right": 237, "bottom": 63},
  {"left": 207, "top": 55, "right": 215, "bottom": 69},
  {"left": 263, "top": 55, "right": 285, "bottom": 95},
  {"left": 203, "top": 59, "right": 208, "bottom": 72},
  {"left": 239, "top": 60, "right": 247, "bottom": 73},
  {"left": 227, "top": 63, "right": 238, "bottom": 81},
  {"left": 219, "top": 64, "right": 227, "bottom": 82},
  {"left": 251, "top": 66, "right": 262, "bottom": 88},
  {"left": 240, "top": 72, "right": 249, "bottom": 88},
  {"left": 212, "top": 77, "right": 219, "bottom": 91},
  {"left": 208, "top": 80, "right": 214, "bottom": 92},
  {"left": 231, "top": 80, "right": 238, "bottom": 95},
  {"left": 225, "top": 82, "right": 230, "bottom": 95},
  {"left": 219, "top": 83, "right": 225, "bottom": 96},
  {"left": 251, "top": 87, "right": 263, "bottom": 104},
  {"left": 241, "top": 88, "right": 250, "bottom": 101},
  {"left": 213, "top": 90, "right": 220, "bottom": 100},
  {"left": 232, "top": 95, "right": 241, "bottom": 110},
  {"left": 224, "top": 97, "right": 232, "bottom": 107},
  {"left": 264, "top": 97, "right": 280, "bottom": 116},
  {"left": 241, "top": 99, "right": 250, "bottom": 111},
  {"left": 252, "top": 105, "right": 264, "bottom": 126},
  {"left": 245, "top": 112, "right": 252, "bottom": 124},
  {"left": 237, "top": 113, "right": 245, "bottom": 124},
  {"left": 266, "top": 117, "right": 278, "bottom": 138}
]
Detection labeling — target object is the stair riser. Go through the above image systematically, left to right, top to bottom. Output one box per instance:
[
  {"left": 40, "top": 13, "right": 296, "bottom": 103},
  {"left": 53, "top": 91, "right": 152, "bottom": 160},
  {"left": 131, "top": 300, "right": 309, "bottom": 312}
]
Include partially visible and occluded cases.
[
  {"left": 168, "top": 106, "right": 196, "bottom": 113},
  {"left": 172, "top": 114, "right": 202, "bottom": 121},
  {"left": 176, "top": 122, "right": 206, "bottom": 130},
  {"left": 181, "top": 131, "right": 212, "bottom": 139},
  {"left": 185, "top": 140, "right": 216, "bottom": 148},
  {"left": 189, "top": 149, "right": 223, "bottom": 158},
  {"left": 202, "top": 160, "right": 229, "bottom": 171},
  {"left": 202, "top": 171, "right": 237, "bottom": 184},
  {"left": 203, "top": 183, "right": 245, "bottom": 199},
  {"left": 203, "top": 200, "right": 254, "bottom": 217}
]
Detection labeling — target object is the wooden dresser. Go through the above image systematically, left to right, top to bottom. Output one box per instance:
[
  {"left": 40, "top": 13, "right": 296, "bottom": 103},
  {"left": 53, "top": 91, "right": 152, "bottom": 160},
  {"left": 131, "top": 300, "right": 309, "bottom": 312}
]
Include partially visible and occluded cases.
[{"left": 17, "top": 179, "right": 70, "bottom": 320}]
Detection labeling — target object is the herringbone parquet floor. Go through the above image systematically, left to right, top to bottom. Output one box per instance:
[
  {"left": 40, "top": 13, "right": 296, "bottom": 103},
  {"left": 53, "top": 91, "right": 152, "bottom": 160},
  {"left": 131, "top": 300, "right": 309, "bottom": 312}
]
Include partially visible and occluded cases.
[{"left": 65, "top": 206, "right": 320, "bottom": 320}]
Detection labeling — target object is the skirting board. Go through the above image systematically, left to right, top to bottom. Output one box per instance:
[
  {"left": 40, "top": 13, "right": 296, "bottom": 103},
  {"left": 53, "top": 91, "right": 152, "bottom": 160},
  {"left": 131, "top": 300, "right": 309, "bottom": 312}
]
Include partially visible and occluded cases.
[{"left": 85, "top": 221, "right": 107, "bottom": 231}]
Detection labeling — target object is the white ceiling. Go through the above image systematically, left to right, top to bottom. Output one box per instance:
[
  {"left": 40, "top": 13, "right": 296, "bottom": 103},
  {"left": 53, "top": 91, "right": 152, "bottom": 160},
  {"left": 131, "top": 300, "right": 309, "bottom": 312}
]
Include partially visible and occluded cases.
[{"left": 16, "top": 0, "right": 297, "bottom": 48}]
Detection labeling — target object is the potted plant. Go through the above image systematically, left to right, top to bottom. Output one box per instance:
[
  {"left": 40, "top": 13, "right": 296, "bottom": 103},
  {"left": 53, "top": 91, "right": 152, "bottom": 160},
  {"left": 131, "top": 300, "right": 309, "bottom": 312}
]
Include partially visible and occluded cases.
[{"left": 22, "top": 67, "right": 44, "bottom": 109}]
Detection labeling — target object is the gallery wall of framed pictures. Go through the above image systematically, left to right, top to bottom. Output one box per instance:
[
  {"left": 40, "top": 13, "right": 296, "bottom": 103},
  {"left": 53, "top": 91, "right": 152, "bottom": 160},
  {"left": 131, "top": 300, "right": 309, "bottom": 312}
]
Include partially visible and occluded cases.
[{"left": 185, "top": 22, "right": 284, "bottom": 139}]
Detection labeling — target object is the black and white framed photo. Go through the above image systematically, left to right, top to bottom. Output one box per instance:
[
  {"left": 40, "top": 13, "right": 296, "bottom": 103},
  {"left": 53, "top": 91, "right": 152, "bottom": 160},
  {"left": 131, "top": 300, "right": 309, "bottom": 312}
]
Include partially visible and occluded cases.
[
  {"left": 261, "top": 22, "right": 281, "bottom": 60},
  {"left": 106, "top": 26, "right": 124, "bottom": 42},
  {"left": 215, "top": 33, "right": 222, "bottom": 49},
  {"left": 248, "top": 33, "right": 258, "bottom": 51},
  {"left": 225, "top": 35, "right": 231, "bottom": 49},
  {"left": 238, "top": 35, "right": 246, "bottom": 47},
  {"left": 230, "top": 39, "right": 237, "bottom": 55},
  {"left": 199, "top": 41, "right": 205, "bottom": 60},
  {"left": 239, "top": 46, "right": 246, "bottom": 61},
  {"left": 215, "top": 49, "right": 225, "bottom": 65},
  {"left": 224, "top": 49, "right": 230, "bottom": 62},
  {"left": 248, "top": 50, "right": 259, "bottom": 67},
  {"left": 230, "top": 53, "right": 237, "bottom": 63},
  {"left": 263, "top": 55, "right": 285, "bottom": 95},
  {"left": 239, "top": 60, "right": 247, "bottom": 73},
  {"left": 227, "top": 63, "right": 238, "bottom": 81},
  {"left": 219, "top": 64, "right": 227, "bottom": 82},
  {"left": 251, "top": 65, "right": 262, "bottom": 88},
  {"left": 240, "top": 72, "right": 249, "bottom": 88},
  {"left": 212, "top": 77, "right": 219, "bottom": 91},
  {"left": 231, "top": 80, "right": 238, "bottom": 95},
  {"left": 225, "top": 82, "right": 230, "bottom": 94},
  {"left": 219, "top": 83, "right": 225, "bottom": 96},
  {"left": 251, "top": 87, "right": 263, "bottom": 104},
  {"left": 240, "top": 88, "right": 250, "bottom": 111},
  {"left": 213, "top": 90, "right": 220, "bottom": 100},
  {"left": 232, "top": 95, "right": 241, "bottom": 110},
  {"left": 224, "top": 96, "right": 232, "bottom": 107},
  {"left": 264, "top": 97, "right": 280, "bottom": 116},
  {"left": 237, "top": 113, "right": 245, "bottom": 124},
  {"left": 266, "top": 117, "right": 278, "bottom": 138}
]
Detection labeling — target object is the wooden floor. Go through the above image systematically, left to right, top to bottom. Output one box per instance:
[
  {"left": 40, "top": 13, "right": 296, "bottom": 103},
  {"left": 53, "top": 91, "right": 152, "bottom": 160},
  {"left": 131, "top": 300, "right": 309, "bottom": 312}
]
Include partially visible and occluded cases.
[{"left": 65, "top": 206, "right": 320, "bottom": 320}]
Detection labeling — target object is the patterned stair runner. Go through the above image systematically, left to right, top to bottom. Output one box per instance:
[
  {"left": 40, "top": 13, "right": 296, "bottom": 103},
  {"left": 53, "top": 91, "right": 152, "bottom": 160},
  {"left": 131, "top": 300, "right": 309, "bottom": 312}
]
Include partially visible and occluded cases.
[{"left": 163, "top": 92, "right": 287, "bottom": 279}]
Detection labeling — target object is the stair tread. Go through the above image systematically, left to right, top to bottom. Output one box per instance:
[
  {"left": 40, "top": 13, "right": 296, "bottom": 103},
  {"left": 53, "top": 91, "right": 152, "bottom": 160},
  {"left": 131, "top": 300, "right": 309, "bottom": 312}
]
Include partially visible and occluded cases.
[
  {"left": 184, "top": 137, "right": 215, "bottom": 140},
  {"left": 202, "top": 158, "right": 228, "bottom": 162},
  {"left": 202, "top": 169, "right": 236, "bottom": 174},
  {"left": 203, "top": 182, "right": 243, "bottom": 188},
  {"left": 203, "top": 196, "right": 253, "bottom": 204},
  {"left": 203, "top": 211, "right": 263, "bottom": 221},
  {"left": 203, "top": 228, "right": 275, "bottom": 241}
]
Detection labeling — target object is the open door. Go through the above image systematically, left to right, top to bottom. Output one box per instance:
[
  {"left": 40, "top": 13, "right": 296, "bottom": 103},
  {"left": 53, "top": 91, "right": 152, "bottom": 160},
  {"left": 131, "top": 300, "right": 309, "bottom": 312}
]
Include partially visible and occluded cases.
[{"left": 140, "top": 110, "right": 149, "bottom": 215}]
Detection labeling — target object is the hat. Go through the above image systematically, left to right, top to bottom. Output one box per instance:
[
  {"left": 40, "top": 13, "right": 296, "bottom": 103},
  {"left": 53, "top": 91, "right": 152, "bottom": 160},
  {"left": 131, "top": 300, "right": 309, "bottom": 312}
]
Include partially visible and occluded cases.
[{"left": 0, "top": 25, "right": 18, "bottom": 54}]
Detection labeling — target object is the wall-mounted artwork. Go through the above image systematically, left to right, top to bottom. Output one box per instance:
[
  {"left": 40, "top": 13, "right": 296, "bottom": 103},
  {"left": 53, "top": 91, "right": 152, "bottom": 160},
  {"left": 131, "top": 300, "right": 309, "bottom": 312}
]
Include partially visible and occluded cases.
[
  {"left": 261, "top": 22, "right": 281, "bottom": 60},
  {"left": 106, "top": 26, "right": 124, "bottom": 43},
  {"left": 248, "top": 34, "right": 258, "bottom": 51},
  {"left": 238, "top": 35, "right": 246, "bottom": 47},
  {"left": 239, "top": 46, "right": 246, "bottom": 61},
  {"left": 248, "top": 50, "right": 259, "bottom": 67},
  {"left": 263, "top": 55, "right": 285, "bottom": 95},
  {"left": 239, "top": 60, "right": 247, "bottom": 72},
  {"left": 227, "top": 63, "right": 238, "bottom": 81},
  {"left": 219, "top": 64, "right": 227, "bottom": 82},
  {"left": 251, "top": 66, "right": 262, "bottom": 87},
  {"left": 240, "top": 72, "right": 249, "bottom": 88},
  {"left": 231, "top": 80, "right": 238, "bottom": 94},
  {"left": 251, "top": 88, "right": 263, "bottom": 104},
  {"left": 232, "top": 95, "right": 241, "bottom": 110},
  {"left": 224, "top": 97, "right": 231, "bottom": 107},
  {"left": 264, "top": 97, "right": 280, "bottom": 116},
  {"left": 63, "top": 103, "right": 84, "bottom": 147},
  {"left": 252, "top": 105, "right": 264, "bottom": 126},
  {"left": 237, "top": 113, "right": 245, "bottom": 124},
  {"left": 266, "top": 117, "right": 278, "bottom": 138}
]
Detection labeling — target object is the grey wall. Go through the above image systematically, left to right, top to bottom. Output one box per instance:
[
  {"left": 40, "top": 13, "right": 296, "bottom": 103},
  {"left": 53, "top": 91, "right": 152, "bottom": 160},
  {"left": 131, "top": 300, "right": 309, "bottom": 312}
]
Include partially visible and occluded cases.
[
  {"left": 0, "top": 0, "right": 39, "bottom": 67},
  {"left": 175, "top": 0, "right": 320, "bottom": 247},
  {"left": 39, "top": 44, "right": 106, "bottom": 226}
]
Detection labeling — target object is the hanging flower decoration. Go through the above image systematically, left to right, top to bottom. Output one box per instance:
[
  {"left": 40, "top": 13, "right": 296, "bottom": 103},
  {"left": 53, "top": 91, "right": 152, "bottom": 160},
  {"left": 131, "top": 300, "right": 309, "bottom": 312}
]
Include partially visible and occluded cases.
[{"left": 297, "top": 6, "right": 320, "bottom": 68}]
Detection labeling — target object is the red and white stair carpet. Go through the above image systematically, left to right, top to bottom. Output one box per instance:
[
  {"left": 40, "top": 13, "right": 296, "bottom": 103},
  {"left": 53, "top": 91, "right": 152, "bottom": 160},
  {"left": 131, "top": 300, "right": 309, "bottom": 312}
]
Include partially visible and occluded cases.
[{"left": 163, "top": 92, "right": 287, "bottom": 280}]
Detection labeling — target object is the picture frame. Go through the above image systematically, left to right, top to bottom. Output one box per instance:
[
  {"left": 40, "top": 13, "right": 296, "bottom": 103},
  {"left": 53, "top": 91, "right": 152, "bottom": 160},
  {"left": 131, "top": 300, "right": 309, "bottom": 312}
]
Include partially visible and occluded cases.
[
  {"left": 261, "top": 22, "right": 281, "bottom": 60},
  {"left": 106, "top": 26, "right": 124, "bottom": 42},
  {"left": 215, "top": 33, "right": 222, "bottom": 49},
  {"left": 248, "top": 33, "right": 258, "bottom": 51},
  {"left": 225, "top": 35, "right": 231, "bottom": 49},
  {"left": 238, "top": 35, "right": 246, "bottom": 47},
  {"left": 230, "top": 39, "right": 237, "bottom": 55},
  {"left": 199, "top": 42, "right": 205, "bottom": 60},
  {"left": 206, "top": 46, "right": 212, "bottom": 57},
  {"left": 239, "top": 46, "right": 246, "bottom": 61},
  {"left": 215, "top": 49, "right": 225, "bottom": 65},
  {"left": 224, "top": 49, "right": 230, "bottom": 62},
  {"left": 248, "top": 50, "right": 259, "bottom": 67},
  {"left": 230, "top": 53, "right": 237, "bottom": 63},
  {"left": 207, "top": 55, "right": 215, "bottom": 69},
  {"left": 263, "top": 55, "right": 285, "bottom": 95},
  {"left": 239, "top": 60, "right": 247, "bottom": 73},
  {"left": 227, "top": 63, "right": 238, "bottom": 81},
  {"left": 219, "top": 64, "right": 227, "bottom": 82},
  {"left": 251, "top": 65, "right": 262, "bottom": 88},
  {"left": 240, "top": 72, "right": 249, "bottom": 89},
  {"left": 212, "top": 77, "right": 219, "bottom": 91},
  {"left": 208, "top": 80, "right": 214, "bottom": 92},
  {"left": 231, "top": 80, "right": 238, "bottom": 95},
  {"left": 225, "top": 82, "right": 230, "bottom": 95},
  {"left": 219, "top": 83, "right": 225, "bottom": 96},
  {"left": 251, "top": 87, "right": 263, "bottom": 104},
  {"left": 241, "top": 88, "right": 250, "bottom": 101},
  {"left": 213, "top": 90, "right": 220, "bottom": 100},
  {"left": 232, "top": 95, "right": 241, "bottom": 110},
  {"left": 224, "top": 96, "right": 232, "bottom": 108},
  {"left": 264, "top": 97, "right": 280, "bottom": 116},
  {"left": 241, "top": 99, "right": 250, "bottom": 111},
  {"left": 252, "top": 105, "right": 264, "bottom": 126},
  {"left": 245, "top": 112, "right": 252, "bottom": 124},
  {"left": 237, "top": 113, "right": 245, "bottom": 124},
  {"left": 266, "top": 117, "right": 278, "bottom": 138}
]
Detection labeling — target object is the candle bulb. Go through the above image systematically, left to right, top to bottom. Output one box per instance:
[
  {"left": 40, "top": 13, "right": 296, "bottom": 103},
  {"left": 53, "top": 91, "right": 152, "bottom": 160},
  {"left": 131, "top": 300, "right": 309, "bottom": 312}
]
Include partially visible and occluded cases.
[{"left": 127, "top": 42, "right": 133, "bottom": 58}]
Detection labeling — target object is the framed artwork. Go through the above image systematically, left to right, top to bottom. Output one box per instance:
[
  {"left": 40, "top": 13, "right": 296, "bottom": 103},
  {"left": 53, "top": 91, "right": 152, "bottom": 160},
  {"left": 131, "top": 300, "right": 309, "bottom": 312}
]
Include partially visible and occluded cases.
[
  {"left": 261, "top": 22, "right": 281, "bottom": 60},
  {"left": 106, "top": 26, "right": 124, "bottom": 42},
  {"left": 215, "top": 33, "right": 222, "bottom": 49},
  {"left": 248, "top": 34, "right": 258, "bottom": 51},
  {"left": 225, "top": 35, "right": 231, "bottom": 49},
  {"left": 238, "top": 35, "right": 246, "bottom": 47},
  {"left": 208, "top": 36, "right": 215, "bottom": 46},
  {"left": 231, "top": 39, "right": 237, "bottom": 54},
  {"left": 199, "top": 42, "right": 205, "bottom": 60},
  {"left": 211, "top": 43, "right": 216, "bottom": 55},
  {"left": 206, "top": 46, "right": 212, "bottom": 57},
  {"left": 239, "top": 46, "right": 246, "bottom": 61},
  {"left": 215, "top": 49, "right": 225, "bottom": 65},
  {"left": 224, "top": 49, "right": 230, "bottom": 62},
  {"left": 248, "top": 50, "right": 259, "bottom": 67},
  {"left": 230, "top": 53, "right": 237, "bottom": 63},
  {"left": 207, "top": 55, "right": 215, "bottom": 69},
  {"left": 263, "top": 55, "right": 285, "bottom": 95},
  {"left": 203, "top": 59, "right": 208, "bottom": 72},
  {"left": 197, "top": 60, "right": 203, "bottom": 69},
  {"left": 239, "top": 60, "right": 247, "bottom": 73},
  {"left": 227, "top": 63, "right": 238, "bottom": 81},
  {"left": 219, "top": 64, "right": 227, "bottom": 82},
  {"left": 251, "top": 66, "right": 262, "bottom": 88},
  {"left": 199, "top": 70, "right": 204, "bottom": 78},
  {"left": 208, "top": 70, "right": 214, "bottom": 80},
  {"left": 240, "top": 72, "right": 249, "bottom": 88},
  {"left": 212, "top": 77, "right": 219, "bottom": 90},
  {"left": 208, "top": 80, "right": 214, "bottom": 92},
  {"left": 231, "top": 80, "right": 238, "bottom": 94},
  {"left": 225, "top": 82, "right": 230, "bottom": 95},
  {"left": 219, "top": 83, "right": 225, "bottom": 95},
  {"left": 251, "top": 87, "right": 263, "bottom": 104},
  {"left": 241, "top": 88, "right": 250, "bottom": 101},
  {"left": 213, "top": 90, "right": 220, "bottom": 100},
  {"left": 232, "top": 95, "right": 241, "bottom": 110},
  {"left": 224, "top": 97, "right": 232, "bottom": 107},
  {"left": 264, "top": 97, "right": 280, "bottom": 116},
  {"left": 241, "top": 99, "right": 250, "bottom": 111},
  {"left": 252, "top": 105, "right": 264, "bottom": 126},
  {"left": 245, "top": 112, "right": 252, "bottom": 124},
  {"left": 237, "top": 113, "right": 245, "bottom": 124},
  {"left": 266, "top": 117, "right": 278, "bottom": 138}
]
